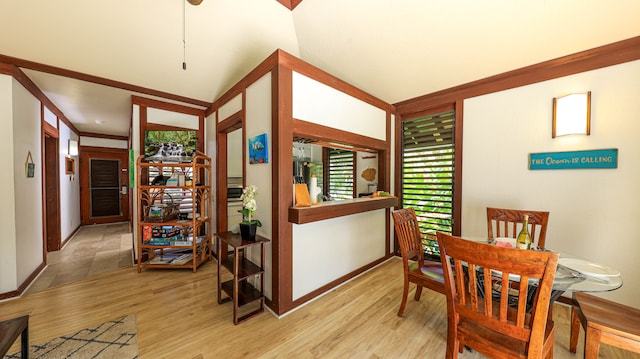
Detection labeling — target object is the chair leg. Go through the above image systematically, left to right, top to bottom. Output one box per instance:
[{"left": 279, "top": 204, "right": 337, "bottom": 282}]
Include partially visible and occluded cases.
[
  {"left": 398, "top": 280, "right": 409, "bottom": 317},
  {"left": 414, "top": 285, "right": 423, "bottom": 301},
  {"left": 569, "top": 306, "right": 580, "bottom": 353},
  {"left": 584, "top": 326, "right": 602, "bottom": 359},
  {"left": 547, "top": 329, "right": 555, "bottom": 359},
  {"left": 446, "top": 337, "right": 459, "bottom": 359}
]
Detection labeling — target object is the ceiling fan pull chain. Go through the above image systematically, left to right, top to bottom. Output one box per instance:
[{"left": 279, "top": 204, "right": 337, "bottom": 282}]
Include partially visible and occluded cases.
[{"left": 182, "top": 0, "right": 187, "bottom": 70}]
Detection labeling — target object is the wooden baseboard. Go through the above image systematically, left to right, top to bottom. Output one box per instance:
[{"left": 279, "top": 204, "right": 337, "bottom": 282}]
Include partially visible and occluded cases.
[{"left": 0, "top": 261, "right": 46, "bottom": 300}]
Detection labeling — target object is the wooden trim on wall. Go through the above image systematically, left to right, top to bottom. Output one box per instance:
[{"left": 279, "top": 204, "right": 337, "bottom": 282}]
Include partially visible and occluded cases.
[
  {"left": 276, "top": 0, "right": 303, "bottom": 10},
  {"left": 395, "top": 35, "right": 640, "bottom": 116},
  {"left": 278, "top": 50, "right": 395, "bottom": 113},
  {"left": 208, "top": 51, "right": 280, "bottom": 116},
  {"left": 0, "top": 54, "right": 210, "bottom": 108},
  {"left": 2, "top": 63, "right": 80, "bottom": 135},
  {"left": 269, "top": 64, "right": 294, "bottom": 314},
  {"left": 132, "top": 95, "right": 207, "bottom": 116},
  {"left": 134, "top": 97, "right": 206, "bottom": 157},
  {"left": 452, "top": 100, "right": 463, "bottom": 236},
  {"left": 214, "top": 110, "right": 243, "bottom": 236},
  {"left": 218, "top": 110, "right": 244, "bottom": 132},
  {"left": 292, "top": 118, "right": 387, "bottom": 151},
  {"left": 42, "top": 120, "right": 58, "bottom": 137},
  {"left": 79, "top": 132, "right": 128, "bottom": 141},
  {"left": 0, "top": 261, "right": 47, "bottom": 300}
]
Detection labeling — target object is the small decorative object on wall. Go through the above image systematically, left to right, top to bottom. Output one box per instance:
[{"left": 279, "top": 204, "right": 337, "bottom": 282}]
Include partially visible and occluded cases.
[
  {"left": 249, "top": 133, "right": 268, "bottom": 164},
  {"left": 529, "top": 148, "right": 617, "bottom": 170},
  {"left": 25, "top": 151, "right": 35, "bottom": 178},
  {"left": 65, "top": 157, "right": 75, "bottom": 174},
  {"left": 361, "top": 168, "right": 376, "bottom": 181}
]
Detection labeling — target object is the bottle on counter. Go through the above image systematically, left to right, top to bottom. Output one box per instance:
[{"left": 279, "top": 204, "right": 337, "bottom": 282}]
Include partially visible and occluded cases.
[{"left": 516, "top": 214, "right": 532, "bottom": 250}]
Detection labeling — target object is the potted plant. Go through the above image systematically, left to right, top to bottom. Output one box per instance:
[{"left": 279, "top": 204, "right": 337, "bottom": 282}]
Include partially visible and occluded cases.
[{"left": 238, "top": 184, "right": 262, "bottom": 241}]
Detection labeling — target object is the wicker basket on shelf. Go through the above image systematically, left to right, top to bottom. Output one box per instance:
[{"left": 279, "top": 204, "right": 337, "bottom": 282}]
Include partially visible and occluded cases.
[{"left": 144, "top": 192, "right": 180, "bottom": 223}]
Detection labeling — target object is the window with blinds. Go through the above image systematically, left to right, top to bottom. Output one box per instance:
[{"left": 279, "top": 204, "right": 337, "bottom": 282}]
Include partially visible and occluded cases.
[
  {"left": 401, "top": 110, "right": 455, "bottom": 256},
  {"left": 327, "top": 148, "right": 355, "bottom": 200}
]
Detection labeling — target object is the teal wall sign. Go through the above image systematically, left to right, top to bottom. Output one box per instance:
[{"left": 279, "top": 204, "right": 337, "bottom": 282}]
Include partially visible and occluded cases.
[{"left": 529, "top": 148, "right": 618, "bottom": 170}]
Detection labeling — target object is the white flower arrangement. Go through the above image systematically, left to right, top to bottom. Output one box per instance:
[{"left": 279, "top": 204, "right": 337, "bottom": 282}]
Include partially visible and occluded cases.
[{"left": 239, "top": 184, "right": 262, "bottom": 226}]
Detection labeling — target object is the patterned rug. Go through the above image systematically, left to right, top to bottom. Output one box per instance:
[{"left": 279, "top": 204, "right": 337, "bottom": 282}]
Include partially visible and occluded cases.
[{"left": 4, "top": 314, "right": 138, "bottom": 359}]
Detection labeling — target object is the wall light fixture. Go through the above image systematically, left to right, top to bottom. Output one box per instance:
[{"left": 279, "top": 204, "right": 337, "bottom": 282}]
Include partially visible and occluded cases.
[
  {"left": 552, "top": 91, "right": 591, "bottom": 138},
  {"left": 68, "top": 139, "right": 79, "bottom": 156}
]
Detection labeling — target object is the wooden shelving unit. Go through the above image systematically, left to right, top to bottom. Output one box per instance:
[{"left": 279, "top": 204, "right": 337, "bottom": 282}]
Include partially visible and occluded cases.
[
  {"left": 136, "top": 153, "right": 212, "bottom": 272},
  {"left": 215, "top": 231, "right": 269, "bottom": 324}
]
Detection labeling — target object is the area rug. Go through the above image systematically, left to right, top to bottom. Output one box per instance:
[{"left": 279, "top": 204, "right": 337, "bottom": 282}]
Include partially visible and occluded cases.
[{"left": 4, "top": 314, "right": 138, "bottom": 359}]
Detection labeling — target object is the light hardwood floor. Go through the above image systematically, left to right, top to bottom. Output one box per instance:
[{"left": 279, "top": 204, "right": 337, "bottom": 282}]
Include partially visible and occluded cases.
[{"left": 2, "top": 250, "right": 638, "bottom": 358}]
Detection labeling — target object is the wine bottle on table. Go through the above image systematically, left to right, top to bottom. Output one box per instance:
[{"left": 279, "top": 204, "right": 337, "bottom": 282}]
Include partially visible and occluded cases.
[{"left": 516, "top": 214, "right": 531, "bottom": 249}]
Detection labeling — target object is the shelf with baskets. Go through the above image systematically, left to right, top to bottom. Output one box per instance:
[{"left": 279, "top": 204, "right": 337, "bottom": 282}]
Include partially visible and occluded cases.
[{"left": 136, "top": 152, "right": 212, "bottom": 272}]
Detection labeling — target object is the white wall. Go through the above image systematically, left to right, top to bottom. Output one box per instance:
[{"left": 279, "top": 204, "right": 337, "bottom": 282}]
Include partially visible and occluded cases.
[
  {"left": 462, "top": 60, "right": 640, "bottom": 307},
  {"left": 290, "top": 71, "right": 391, "bottom": 301},
  {"left": 292, "top": 71, "right": 387, "bottom": 141},
  {"left": 244, "top": 73, "right": 273, "bottom": 299},
  {"left": 0, "top": 75, "right": 18, "bottom": 292},
  {"left": 12, "top": 78, "right": 44, "bottom": 287},
  {"left": 131, "top": 104, "right": 140, "bottom": 257},
  {"left": 43, "top": 106, "right": 56, "bottom": 128},
  {"left": 59, "top": 122, "right": 81, "bottom": 240},
  {"left": 80, "top": 136, "right": 127, "bottom": 149},
  {"left": 292, "top": 210, "right": 386, "bottom": 299}
]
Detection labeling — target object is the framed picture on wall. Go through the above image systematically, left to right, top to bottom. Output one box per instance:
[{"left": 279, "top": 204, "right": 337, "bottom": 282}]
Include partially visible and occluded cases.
[
  {"left": 248, "top": 133, "right": 268, "bottom": 164},
  {"left": 65, "top": 157, "right": 75, "bottom": 174}
]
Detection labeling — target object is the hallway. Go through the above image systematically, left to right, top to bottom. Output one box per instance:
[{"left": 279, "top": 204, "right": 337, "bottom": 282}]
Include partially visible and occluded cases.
[{"left": 26, "top": 222, "right": 134, "bottom": 294}]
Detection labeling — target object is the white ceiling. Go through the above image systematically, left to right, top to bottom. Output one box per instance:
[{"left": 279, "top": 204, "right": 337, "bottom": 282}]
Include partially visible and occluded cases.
[{"left": 2, "top": 0, "right": 639, "bottom": 137}]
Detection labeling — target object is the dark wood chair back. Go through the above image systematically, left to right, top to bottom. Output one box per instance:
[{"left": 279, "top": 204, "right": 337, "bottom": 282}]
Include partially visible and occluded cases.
[
  {"left": 486, "top": 207, "right": 550, "bottom": 249},
  {"left": 391, "top": 208, "right": 445, "bottom": 317},
  {"left": 392, "top": 208, "right": 424, "bottom": 265},
  {"left": 436, "top": 232, "right": 558, "bottom": 359}
]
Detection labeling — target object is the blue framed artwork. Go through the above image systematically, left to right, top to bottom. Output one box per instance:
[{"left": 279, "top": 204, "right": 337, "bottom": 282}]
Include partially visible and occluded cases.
[
  {"left": 248, "top": 133, "right": 268, "bottom": 164},
  {"left": 529, "top": 148, "right": 617, "bottom": 170}
]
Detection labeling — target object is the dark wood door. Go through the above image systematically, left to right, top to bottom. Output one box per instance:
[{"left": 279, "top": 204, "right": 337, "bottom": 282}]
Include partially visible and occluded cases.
[
  {"left": 44, "top": 135, "right": 61, "bottom": 251},
  {"left": 80, "top": 148, "right": 130, "bottom": 225},
  {"left": 90, "top": 159, "right": 121, "bottom": 217}
]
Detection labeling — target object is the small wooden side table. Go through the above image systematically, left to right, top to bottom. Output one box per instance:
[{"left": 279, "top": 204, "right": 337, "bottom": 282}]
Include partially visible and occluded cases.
[
  {"left": 215, "top": 231, "right": 269, "bottom": 324},
  {"left": 0, "top": 315, "right": 29, "bottom": 358}
]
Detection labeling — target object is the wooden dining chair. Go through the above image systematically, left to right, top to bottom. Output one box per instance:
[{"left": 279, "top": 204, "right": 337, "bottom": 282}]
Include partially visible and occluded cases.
[
  {"left": 487, "top": 207, "right": 550, "bottom": 249},
  {"left": 391, "top": 208, "right": 445, "bottom": 317},
  {"left": 436, "top": 232, "right": 559, "bottom": 359},
  {"left": 569, "top": 292, "right": 640, "bottom": 359}
]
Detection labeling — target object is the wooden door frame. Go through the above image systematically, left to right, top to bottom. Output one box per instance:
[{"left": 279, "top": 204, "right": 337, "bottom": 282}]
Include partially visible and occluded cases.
[
  {"left": 42, "top": 121, "right": 60, "bottom": 253},
  {"left": 80, "top": 146, "right": 130, "bottom": 225}
]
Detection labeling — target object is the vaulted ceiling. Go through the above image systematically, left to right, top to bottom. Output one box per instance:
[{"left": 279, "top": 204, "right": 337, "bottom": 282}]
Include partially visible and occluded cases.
[{"left": 1, "top": 0, "right": 638, "bottom": 136}]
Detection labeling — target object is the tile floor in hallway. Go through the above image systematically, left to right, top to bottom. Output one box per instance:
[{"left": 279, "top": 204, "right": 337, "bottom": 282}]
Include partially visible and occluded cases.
[{"left": 26, "top": 222, "right": 134, "bottom": 294}]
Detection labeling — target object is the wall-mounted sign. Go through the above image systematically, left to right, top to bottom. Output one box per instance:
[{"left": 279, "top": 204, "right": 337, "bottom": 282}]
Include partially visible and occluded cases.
[
  {"left": 529, "top": 148, "right": 618, "bottom": 170},
  {"left": 25, "top": 151, "right": 35, "bottom": 178}
]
